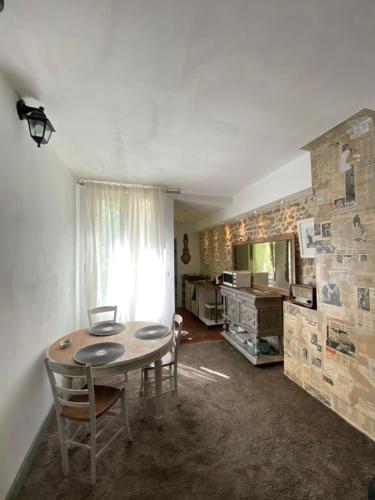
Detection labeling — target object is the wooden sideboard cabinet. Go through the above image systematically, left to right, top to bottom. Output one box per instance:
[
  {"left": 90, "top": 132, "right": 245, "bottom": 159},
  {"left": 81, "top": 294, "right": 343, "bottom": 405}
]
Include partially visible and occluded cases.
[{"left": 220, "top": 286, "right": 284, "bottom": 365}]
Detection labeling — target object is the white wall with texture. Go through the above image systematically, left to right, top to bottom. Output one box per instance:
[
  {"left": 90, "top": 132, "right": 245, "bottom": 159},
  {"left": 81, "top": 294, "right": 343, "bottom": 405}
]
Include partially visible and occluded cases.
[{"left": 0, "top": 72, "right": 75, "bottom": 499}]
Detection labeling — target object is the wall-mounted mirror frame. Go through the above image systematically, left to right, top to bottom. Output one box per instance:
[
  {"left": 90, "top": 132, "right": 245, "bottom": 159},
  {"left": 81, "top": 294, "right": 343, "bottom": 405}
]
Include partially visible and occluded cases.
[{"left": 232, "top": 234, "right": 296, "bottom": 296}]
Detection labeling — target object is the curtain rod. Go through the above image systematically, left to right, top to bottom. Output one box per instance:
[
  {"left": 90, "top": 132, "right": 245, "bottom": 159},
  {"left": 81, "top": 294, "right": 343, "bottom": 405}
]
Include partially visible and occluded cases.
[{"left": 76, "top": 178, "right": 181, "bottom": 194}]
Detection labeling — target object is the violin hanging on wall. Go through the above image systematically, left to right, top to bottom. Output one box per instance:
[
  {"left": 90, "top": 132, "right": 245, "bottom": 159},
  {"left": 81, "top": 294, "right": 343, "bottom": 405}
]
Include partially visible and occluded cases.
[{"left": 181, "top": 233, "right": 191, "bottom": 265}]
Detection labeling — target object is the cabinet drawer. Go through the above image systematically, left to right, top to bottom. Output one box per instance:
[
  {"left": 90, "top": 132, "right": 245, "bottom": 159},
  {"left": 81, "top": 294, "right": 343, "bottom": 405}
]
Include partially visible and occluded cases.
[{"left": 240, "top": 301, "right": 259, "bottom": 332}]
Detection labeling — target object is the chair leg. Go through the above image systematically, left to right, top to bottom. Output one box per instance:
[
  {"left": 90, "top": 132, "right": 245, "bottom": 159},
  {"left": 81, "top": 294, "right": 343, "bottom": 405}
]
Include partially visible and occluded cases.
[
  {"left": 154, "top": 360, "right": 163, "bottom": 428},
  {"left": 173, "top": 363, "right": 178, "bottom": 402},
  {"left": 169, "top": 366, "right": 174, "bottom": 391},
  {"left": 139, "top": 368, "right": 144, "bottom": 396},
  {"left": 143, "top": 369, "right": 149, "bottom": 415},
  {"left": 144, "top": 369, "right": 149, "bottom": 398},
  {"left": 121, "top": 391, "right": 132, "bottom": 442},
  {"left": 57, "top": 416, "right": 69, "bottom": 476},
  {"left": 89, "top": 420, "right": 96, "bottom": 485}
]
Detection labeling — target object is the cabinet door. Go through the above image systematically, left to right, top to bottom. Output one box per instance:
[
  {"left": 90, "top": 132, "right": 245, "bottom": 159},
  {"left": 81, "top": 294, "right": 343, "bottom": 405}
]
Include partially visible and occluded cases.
[
  {"left": 185, "top": 282, "right": 192, "bottom": 312},
  {"left": 226, "top": 295, "right": 240, "bottom": 324},
  {"left": 240, "top": 300, "right": 259, "bottom": 332},
  {"left": 259, "top": 309, "right": 283, "bottom": 336}
]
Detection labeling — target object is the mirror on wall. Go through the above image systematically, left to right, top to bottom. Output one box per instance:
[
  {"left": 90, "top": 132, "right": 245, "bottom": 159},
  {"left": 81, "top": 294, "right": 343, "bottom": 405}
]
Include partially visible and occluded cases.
[{"left": 233, "top": 235, "right": 295, "bottom": 295}]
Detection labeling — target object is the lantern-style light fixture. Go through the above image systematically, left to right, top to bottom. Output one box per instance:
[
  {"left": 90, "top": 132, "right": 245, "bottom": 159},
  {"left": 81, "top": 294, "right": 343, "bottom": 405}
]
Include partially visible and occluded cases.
[{"left": 17, "top": 99, "right": 55, "bottom": 147}]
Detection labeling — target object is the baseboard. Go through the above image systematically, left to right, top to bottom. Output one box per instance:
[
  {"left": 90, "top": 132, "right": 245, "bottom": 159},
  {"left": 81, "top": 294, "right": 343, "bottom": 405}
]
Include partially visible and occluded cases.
[{"left": 5, "top": 405, "right": 55, "bottom": 500}]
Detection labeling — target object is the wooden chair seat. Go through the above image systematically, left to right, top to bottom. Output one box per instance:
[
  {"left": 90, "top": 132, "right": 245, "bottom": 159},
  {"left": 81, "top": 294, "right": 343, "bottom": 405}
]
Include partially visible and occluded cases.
[
  {"left": 144, "top": 351, "right": 174, "bottom": 370},
  {"left": 61, "top": 385, "right": 122, "bottom": 422}
]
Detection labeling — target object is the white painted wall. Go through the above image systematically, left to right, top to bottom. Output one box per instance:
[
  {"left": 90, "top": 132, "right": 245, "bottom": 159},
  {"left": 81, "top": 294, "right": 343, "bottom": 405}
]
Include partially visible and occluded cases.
[
  {"left": 0, "top": 73, "right": 75, "bottom": 498},
  {"left": 191, "top": 153, "right": 312, "bottom": 231},
  {"left": 162, "top": 196, "right": 176, "bottom": 324},
  {"left": 174, "top": 223, "right": 201, "bottom": 307}
]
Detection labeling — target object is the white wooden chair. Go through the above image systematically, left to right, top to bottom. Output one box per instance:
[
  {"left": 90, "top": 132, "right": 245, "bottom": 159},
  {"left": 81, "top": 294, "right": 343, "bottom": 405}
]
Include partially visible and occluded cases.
[
  {"left": 87, "top": 305, "right": 117, "bottom": 327},
  {"left": 87, "top": 305, "right": 129, "bottom": 385},
  {"left": 140, "top": 313, "right": 183, "bottom": 402},
  {"left": 45, "top": 359, "right": 132, "bottom": 485}
]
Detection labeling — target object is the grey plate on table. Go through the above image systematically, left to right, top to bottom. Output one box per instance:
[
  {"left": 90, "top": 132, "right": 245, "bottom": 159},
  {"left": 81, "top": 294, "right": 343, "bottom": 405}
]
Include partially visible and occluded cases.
[
  {"left": 88, "top": 322, "right": 125, "bottom": 336},
  {"left": 134, "top": 325, "right": 170, "bottom": 340},
  {"left": 74, "top": 342, "right": 125, "bottom": 365}
]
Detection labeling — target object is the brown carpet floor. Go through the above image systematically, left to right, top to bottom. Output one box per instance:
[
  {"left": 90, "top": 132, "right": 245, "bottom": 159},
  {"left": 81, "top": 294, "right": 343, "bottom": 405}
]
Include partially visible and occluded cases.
[{"left": 18, "top": 341, "right": 375, "bottom": 500}]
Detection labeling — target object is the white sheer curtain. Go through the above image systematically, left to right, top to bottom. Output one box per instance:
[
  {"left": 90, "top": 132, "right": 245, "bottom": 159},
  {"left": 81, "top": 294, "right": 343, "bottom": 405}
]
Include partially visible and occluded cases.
[{"left": 77, "top": 182, "right": 169, "bottom": 326}]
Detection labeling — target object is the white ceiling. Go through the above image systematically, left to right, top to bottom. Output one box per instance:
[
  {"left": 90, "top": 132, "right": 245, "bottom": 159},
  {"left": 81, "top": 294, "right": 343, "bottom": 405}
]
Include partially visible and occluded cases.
[
  {"left": 1, "top": 1, "right": 375, "bottom": 202},
  {"left": 174, "top": 192, "right": 232, "bottom": 224},
  {"left": 174, "top": 200, "right": 217, "bottom": 225}
]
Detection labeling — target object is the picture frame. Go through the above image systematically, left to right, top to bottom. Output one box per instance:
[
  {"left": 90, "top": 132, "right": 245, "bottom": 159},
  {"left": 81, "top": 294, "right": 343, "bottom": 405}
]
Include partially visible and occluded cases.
[{"left": 297, "top": 217, "right": 315, "bottom": 258}]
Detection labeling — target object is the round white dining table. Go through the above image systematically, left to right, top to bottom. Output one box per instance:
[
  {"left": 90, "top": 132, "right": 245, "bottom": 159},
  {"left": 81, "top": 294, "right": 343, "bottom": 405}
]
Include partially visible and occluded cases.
[{"left": 47, "top": 321, "right": 173, "bottom": 427}]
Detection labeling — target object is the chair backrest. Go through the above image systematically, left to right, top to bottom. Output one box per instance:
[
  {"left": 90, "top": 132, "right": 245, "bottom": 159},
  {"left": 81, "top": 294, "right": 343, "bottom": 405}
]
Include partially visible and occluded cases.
[
  {"left": 87, "top": 305, "right": 117, "bottom": 327},
  {"left": 171, "top": 313, "right": 183, "bottom": 364},
  {"left": 44, "top": 359, "right": 96, "bottom": 421}
]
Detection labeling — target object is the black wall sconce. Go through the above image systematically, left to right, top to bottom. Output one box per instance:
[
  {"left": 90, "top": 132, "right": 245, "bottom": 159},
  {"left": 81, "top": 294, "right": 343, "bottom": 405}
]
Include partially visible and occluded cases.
[{"left": 17, "top": 99, "right": 55, "bottom": 147}]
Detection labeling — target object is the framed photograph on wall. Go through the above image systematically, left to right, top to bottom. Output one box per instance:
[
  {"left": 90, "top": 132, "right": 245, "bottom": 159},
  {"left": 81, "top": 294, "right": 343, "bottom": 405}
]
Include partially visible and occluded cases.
[{"left": 297, "top": 218, "right": 315, "bottom": 258}]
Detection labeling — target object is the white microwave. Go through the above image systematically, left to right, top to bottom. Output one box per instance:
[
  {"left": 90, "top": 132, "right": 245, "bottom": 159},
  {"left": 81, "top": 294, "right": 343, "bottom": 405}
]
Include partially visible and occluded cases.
[{"left": 222, "top": 270, "right": 251, "bottom": 288}]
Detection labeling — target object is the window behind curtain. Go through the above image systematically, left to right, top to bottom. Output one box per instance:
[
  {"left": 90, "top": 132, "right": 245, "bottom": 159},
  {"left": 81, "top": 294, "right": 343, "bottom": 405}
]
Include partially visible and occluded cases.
[{"left": 77, "top": 182, "right": 169, "bottom": 326}]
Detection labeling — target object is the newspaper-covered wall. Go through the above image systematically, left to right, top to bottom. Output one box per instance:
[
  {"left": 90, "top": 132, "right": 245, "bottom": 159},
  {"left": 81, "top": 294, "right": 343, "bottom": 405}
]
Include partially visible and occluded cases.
[{"left": 284, "top": 109, "right": 375, "bottom": 441}]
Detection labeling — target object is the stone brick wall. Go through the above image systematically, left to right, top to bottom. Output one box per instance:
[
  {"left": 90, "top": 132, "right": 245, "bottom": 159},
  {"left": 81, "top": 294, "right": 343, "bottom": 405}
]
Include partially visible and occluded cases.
[{"left": 199, "top": 195, "right": 316, "bottom": 285}]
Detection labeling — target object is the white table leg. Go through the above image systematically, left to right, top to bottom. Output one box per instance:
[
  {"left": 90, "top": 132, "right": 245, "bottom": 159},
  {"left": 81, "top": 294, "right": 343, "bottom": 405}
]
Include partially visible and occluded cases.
[{"left": 155, "top": 358, "right": 162, "bottom": 428}]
